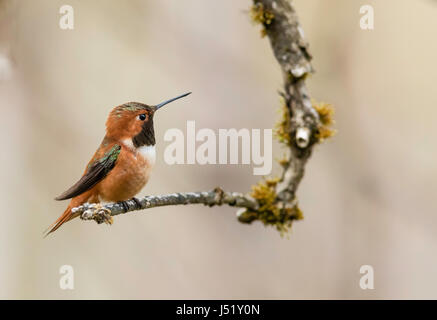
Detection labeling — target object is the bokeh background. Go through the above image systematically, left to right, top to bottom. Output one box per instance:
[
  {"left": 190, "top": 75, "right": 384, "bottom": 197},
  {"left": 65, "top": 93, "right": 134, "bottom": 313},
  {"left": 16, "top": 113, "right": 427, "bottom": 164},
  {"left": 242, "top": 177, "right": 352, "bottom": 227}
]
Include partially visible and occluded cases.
[{"left": 0, "top": 0, "right": 436, "bottom": 299}]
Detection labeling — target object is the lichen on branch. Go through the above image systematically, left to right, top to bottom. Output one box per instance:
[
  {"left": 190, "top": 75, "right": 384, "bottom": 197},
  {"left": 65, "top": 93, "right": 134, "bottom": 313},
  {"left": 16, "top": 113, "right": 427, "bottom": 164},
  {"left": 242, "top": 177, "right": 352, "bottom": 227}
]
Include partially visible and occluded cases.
[
  {"left": 250, "top": 2, "right": 275, "bottom": 37},
  {"left": 274, "top": 96, "right": 292, "bottom": 146},
  {"left": 313, "top": 101, "right": 336, "bottom": 142},
  {"left": 238, "top": 177, "right": 303, "bottom": 235}
]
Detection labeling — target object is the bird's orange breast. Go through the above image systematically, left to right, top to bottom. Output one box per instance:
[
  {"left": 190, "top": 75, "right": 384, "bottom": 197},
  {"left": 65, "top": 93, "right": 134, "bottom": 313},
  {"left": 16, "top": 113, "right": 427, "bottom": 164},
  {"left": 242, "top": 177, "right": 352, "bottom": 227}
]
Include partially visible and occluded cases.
[{"left": 97, "top": 143, "right": 156, "bottom": 202}]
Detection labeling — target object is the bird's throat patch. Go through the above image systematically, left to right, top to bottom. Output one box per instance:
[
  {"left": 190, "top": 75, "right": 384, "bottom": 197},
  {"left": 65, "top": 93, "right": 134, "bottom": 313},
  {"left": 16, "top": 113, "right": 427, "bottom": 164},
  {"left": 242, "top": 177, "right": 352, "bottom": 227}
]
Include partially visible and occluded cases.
[{"left": 133, "top": 119, "right": 155, "bottom": 147}]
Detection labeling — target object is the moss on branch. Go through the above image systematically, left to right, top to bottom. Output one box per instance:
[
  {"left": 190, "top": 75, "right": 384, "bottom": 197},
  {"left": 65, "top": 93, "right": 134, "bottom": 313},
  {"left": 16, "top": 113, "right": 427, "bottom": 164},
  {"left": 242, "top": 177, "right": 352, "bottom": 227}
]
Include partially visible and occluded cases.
[
  {"left": 250, "top": 2, "right": 275, "bottom": 37},
  {"left": 313, "top": 101, "right": 336, "bottom": 142}
]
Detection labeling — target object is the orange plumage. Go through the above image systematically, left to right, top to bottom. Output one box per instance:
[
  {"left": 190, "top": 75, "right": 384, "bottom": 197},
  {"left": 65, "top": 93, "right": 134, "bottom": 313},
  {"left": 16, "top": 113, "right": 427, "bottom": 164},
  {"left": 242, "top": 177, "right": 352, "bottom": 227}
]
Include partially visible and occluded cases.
[{"left": 46, "top": 93, "right": 191, "bottom": 236}]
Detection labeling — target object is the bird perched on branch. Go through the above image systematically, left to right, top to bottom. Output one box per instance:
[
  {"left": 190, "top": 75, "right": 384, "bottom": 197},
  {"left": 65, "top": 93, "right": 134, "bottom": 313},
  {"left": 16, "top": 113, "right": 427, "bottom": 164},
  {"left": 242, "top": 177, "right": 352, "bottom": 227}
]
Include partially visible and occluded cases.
[{"left": 45, "top": 92, "right": 191, "bottom": 236}]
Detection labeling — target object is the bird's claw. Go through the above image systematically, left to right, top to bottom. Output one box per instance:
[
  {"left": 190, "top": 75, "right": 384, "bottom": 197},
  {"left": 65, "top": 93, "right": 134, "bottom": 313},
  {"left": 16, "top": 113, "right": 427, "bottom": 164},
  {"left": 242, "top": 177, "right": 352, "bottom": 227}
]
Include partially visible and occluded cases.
[{"left": 81, "top": 203, "right": 113, "bottom": 225}]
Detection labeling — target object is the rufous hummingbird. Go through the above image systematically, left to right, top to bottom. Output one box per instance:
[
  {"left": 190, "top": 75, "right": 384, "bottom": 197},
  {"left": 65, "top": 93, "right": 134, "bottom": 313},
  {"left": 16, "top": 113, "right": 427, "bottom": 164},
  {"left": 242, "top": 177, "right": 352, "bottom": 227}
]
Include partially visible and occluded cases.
[{"left": 45, "top": 92, "right": 191, "bottom": 236}]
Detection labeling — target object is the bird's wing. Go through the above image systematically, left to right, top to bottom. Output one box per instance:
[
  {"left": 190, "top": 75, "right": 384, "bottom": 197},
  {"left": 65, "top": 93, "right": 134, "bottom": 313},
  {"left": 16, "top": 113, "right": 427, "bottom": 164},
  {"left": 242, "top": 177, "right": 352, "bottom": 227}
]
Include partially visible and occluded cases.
[{"left": 55, "top": 143, "right": 122, "bottom": 200}]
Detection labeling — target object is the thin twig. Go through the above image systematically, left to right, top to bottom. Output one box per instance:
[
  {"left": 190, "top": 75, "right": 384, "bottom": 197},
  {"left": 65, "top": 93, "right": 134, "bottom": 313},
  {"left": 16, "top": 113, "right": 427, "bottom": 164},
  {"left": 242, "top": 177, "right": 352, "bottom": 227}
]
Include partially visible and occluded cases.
[{"left": 73, "top": 188, "right": 258, "bottom": 220}]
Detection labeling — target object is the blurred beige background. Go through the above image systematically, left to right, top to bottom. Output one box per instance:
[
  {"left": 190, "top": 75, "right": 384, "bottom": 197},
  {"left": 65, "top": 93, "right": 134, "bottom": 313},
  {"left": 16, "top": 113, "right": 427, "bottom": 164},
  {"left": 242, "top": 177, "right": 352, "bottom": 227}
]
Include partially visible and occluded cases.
[{"left": 0, "top": 0, "right": 436, "bottom": 299}]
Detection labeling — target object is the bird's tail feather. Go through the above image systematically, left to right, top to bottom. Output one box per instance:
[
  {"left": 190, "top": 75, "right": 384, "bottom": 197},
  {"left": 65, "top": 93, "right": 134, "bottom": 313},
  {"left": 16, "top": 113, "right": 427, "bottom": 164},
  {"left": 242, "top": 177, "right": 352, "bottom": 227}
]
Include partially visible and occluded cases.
[{"left": 44, "top": 204, "right": 78, "bottom": 237}]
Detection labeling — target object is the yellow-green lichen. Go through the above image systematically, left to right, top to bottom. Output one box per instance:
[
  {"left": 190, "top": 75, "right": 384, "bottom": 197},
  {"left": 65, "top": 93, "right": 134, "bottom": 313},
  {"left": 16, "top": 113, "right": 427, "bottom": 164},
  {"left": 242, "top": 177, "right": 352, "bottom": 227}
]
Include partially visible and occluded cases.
[
  {"left": 250, "top": 3, "right": 274, "bottom": 37},
  {"left": 274, "top": 96, "right": 292, "bottom": 146},
  {"left": 313, "top": 101, "right": 336, "bottom": 142},
  {"left": 275, "top": 153, "right": 289, "bottom": 168},
  {"left": 246, "top": 178, "right": 302, "bottom": 236},
  {"left": 293, "top": 205, "right": 304, "bottom": 221}
]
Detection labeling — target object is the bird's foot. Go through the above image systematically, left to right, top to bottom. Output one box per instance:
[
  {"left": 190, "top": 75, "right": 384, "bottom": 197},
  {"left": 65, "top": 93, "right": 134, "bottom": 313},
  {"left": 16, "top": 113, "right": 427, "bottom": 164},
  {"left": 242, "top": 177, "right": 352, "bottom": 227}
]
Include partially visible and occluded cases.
[{"left": 81, "top": 203, "right": 113, "bottom": 225}]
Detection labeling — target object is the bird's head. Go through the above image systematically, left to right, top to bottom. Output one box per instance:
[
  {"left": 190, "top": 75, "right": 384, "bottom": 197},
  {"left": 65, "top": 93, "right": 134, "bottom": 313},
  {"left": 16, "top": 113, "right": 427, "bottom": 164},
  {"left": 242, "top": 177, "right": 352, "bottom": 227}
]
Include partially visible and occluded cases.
[{"left": 106, "top": 92, "right": 191, "bottom": 147}]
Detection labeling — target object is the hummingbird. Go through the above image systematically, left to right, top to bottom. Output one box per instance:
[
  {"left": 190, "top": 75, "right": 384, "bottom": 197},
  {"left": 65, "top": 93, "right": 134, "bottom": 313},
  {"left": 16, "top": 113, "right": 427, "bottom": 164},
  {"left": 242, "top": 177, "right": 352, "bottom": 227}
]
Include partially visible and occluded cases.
[{"left": 45, "top": 92, "right": 191, "bottom": 236}]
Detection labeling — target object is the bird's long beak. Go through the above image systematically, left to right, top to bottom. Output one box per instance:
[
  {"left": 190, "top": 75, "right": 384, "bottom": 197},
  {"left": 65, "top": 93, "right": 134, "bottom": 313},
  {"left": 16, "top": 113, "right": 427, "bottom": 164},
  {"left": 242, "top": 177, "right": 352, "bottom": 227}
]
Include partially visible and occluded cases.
[{"left": 154, "top": 92, "right": 191, "bottom": 110}]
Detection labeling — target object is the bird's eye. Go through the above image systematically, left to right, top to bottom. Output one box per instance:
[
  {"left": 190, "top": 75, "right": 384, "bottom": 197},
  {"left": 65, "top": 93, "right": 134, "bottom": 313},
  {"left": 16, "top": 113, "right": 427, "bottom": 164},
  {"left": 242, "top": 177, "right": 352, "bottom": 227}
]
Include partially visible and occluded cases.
[{"left": 138, "top": 114, "right": 146, "bottom": 121}]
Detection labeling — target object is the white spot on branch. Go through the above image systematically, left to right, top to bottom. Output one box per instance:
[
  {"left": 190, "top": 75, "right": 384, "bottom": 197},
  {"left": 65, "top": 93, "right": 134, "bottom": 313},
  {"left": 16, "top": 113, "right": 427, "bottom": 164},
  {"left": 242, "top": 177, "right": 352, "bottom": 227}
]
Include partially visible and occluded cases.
[{"left": 296, "top": 127, "right": 311, "bottom": 148}]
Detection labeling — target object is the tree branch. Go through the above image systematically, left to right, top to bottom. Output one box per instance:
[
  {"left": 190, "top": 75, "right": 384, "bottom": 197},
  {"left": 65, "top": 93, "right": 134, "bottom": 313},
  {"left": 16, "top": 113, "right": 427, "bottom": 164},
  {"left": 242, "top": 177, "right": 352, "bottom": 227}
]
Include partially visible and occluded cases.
[
  {"left": 73, "top": 0, "right": 322, "bottom": 233},
  {"left": 251, "top": 0, "right": 319, "bottom": 206},
  {"left": 73, "top": 189, "right": 258, "bottom": 222}
]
